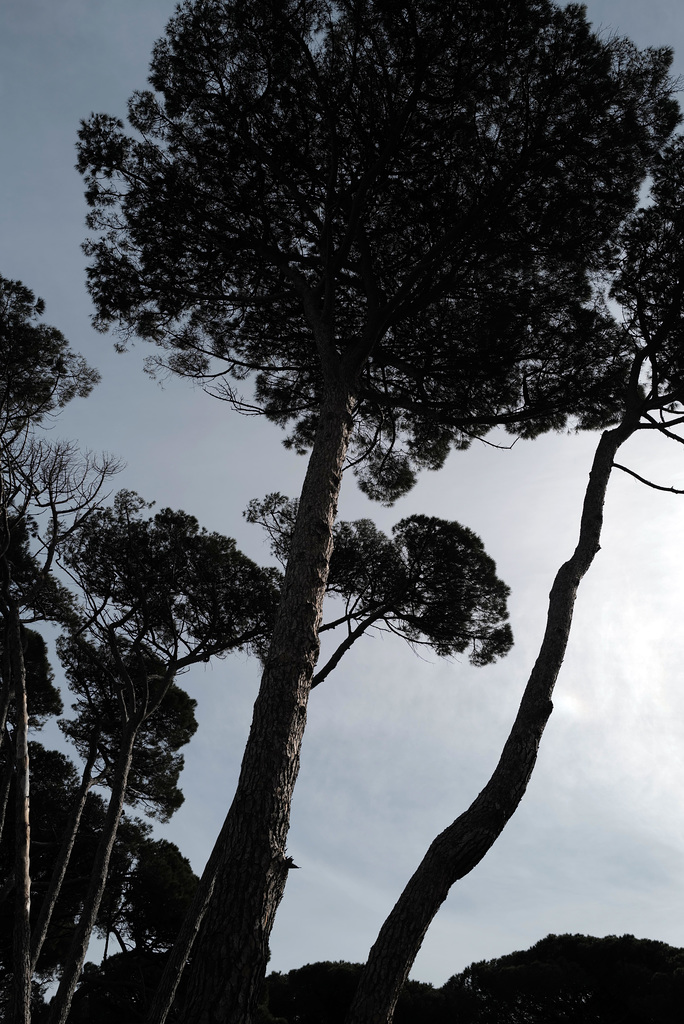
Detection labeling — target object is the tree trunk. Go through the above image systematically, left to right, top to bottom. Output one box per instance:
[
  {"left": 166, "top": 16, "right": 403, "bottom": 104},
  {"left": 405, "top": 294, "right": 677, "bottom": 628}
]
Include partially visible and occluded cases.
[
  {"left": 177, "top": 385, "right": 356, "bottom": 1024},
  {"left": 345, "top": 416, "right": 637, "bottom": 1024},
  {"left": 9, "top": 602, "right": 31, "bottom": 1024},
  {"left": 149, "top": 617, "right": 385, "bottom": 1023},
  {"left": 0, "top": 666, "right": 11, "bottom": 747},
  {"left": 47, "top": 721, "right": 138, "bottom": 1024},
  {"left": 0, "top": 726, "right": 14, "bottom": 848},
  {"left": 30, "top": 733, "right": 98, "bottom": 973},
  {"left": 146, "top": 821, "right": 221, "bottom": 1024}
]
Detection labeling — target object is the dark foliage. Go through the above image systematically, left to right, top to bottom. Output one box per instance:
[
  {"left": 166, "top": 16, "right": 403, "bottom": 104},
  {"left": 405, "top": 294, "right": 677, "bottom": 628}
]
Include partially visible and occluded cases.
[
  {"left": 77, "top": 0, "right": 679, "bottom": 501},
  {"left": 611, "top": 134, "right": 684, "bottom": 399},
  {"left": 0, "top": 272, "right": 114, "bottom": 1023},
  {"left": 0, "top": 275, "right": 97, "bottom": 435},
  {"left": 53, "top": 490, "right": 282, "bottom": 822},
  {"left": 60, "top": 490, "right": 281, "bottom": 664},
  {"left": 248, "top": 493, "right": 513, "bottom": 667},
  {"left": 329, "top": 514, "right": 512, "bottom": 664},
  {"left": 1, "top": 520, "right": 76, "bottom": 628},
  {"left": 2, "top": 629, "right": 63, "bottom": 730},
  {"left": 58, "top": 637, "right": 199, "bottom": 821},
  {"left": 0, "top": 738, "right": 200, "bottom": 1019},
  {"left": 1, "top": 745, "right": 111, "bottom": 994},
  {"left": 113, "top": 838, "right": 197, "bottom": 954},
  {"left": 64, "top": 842, "right": 198, "bottom": 1022},
  {"left": 442, "top": 932, "right": 684, "bottom": 1023},
  {"left": 255, "top": 935, "right": 684, "bottom": 1024},
  {"left": 67, "top": 953, "right": 170, "bottom": 1023},
  {"left": 258, "top": 960, "right": 442, "bottom": 1024}
]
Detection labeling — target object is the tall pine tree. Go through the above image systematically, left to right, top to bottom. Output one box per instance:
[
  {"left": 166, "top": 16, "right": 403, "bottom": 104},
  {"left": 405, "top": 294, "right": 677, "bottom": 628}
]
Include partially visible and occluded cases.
[{"left": 76, "top": 2, "right": 680, "bottom": 1018}]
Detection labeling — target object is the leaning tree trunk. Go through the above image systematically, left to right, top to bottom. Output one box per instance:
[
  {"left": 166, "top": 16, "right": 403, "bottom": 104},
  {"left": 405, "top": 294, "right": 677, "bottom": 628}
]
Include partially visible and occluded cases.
[
  {"left": 175, "top": 384, "right": 356, "bottom": 1024},
  {"left": 345, "top": 413, "right": 638, "bottom": 1024},
  {"left": 8, "top": 602, "right": 31, "bottom": 1024},
  {"left": 47, "top": 720, "right": 139, "bottom": 1024},
  {"left": 146, "top": 819, "right": 222, "bottom": 1024}
]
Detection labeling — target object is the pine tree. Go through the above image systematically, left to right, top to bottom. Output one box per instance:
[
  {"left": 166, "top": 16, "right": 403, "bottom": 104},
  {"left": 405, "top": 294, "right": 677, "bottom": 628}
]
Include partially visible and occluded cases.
[{"left": 76, "top": 2, "right": 680, "bottom": 1018}]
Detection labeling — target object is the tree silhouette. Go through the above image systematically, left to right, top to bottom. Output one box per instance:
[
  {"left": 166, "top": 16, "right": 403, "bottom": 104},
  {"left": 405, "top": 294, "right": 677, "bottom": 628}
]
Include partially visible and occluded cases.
[
  {"left": 76, "top": 1, "right": 680, "bottom": 1018},
  {"left": 344, "top": 135, "right": 684, "bottom": 1024},
  {"left": 0, "top": 273, "right": 112, "bottom": 1024},
  {"left": 45, "top": 493, "right": 280, "bottom": 1024},
  {"left": 255, "top": 934, "right": 684, "bottom": 1024}
]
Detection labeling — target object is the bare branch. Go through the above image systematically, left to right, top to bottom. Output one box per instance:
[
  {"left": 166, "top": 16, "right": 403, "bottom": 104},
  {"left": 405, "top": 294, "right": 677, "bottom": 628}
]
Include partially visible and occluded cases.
[
  {"left": 640, "top": 412, "right": 684, "bottom": 444},
  {"left": 612, "top": 462, "right": 684, "bottom": 494}
]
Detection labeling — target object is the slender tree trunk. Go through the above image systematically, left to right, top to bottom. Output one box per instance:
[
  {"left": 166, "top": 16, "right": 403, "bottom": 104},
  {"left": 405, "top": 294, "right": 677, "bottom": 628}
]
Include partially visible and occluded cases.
[
  {"left": 177, "top": 385, "right": 356, "bottom": 1024},
  {"left": 344, "top": 416, "right": 637, "bottom": 1024},
  {"left": 9, "top": 602, "right": 31, "bottom": 1024},
  {"left": 0, "top": 674, "right": 11, "bottom": 746},
  {"left": 47, "top": 721, "right": 139, "bottom": 1024},
  {"left": 0, "top": 726, "right": 14, "bottom": 848},
  {"left": 30, "top": 733, "right": 98, "bottom": 973},
  {"left": 147, "top": 827, "right": 221, "bottom": 1024}
]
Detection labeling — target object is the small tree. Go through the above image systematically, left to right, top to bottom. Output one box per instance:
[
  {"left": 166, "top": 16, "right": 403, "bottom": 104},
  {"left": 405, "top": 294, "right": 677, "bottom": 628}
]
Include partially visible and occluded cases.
[{"left": 0, "top": 273, "right": 113, "bottom": 1024}]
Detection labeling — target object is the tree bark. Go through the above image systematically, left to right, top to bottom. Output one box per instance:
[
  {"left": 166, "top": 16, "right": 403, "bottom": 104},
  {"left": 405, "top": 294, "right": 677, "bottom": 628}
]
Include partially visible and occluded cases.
[
  {"left": 177, "top": 385, "right": 356, "bottom": 1024},
  {"left": 345, "top": 415, "right": 637, "bottom": 1024},
  {"left": 9, "top": 602, "right": 31, "bottom": 1024},
  {"left": 0, "top": 670, "right": 11, "bottom": 748},
  {"left": 47, "top": 720, "right": 139, "bottom": 1024},
  {"left": 0, "top": 726, "right": 14, "bottom": 849},
  {"left": 30, "top": 733, "right": 98, "bottom": 974}
]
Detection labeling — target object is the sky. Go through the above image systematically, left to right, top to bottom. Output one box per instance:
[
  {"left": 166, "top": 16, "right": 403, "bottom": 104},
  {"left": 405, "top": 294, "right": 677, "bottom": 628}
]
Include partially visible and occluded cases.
[{"left": 2, "top": 0, "right": 684, "bottom": 990}]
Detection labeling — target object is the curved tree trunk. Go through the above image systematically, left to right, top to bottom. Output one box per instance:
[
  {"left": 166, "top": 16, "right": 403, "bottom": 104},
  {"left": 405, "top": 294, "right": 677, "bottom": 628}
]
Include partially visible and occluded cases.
[
  {"left": 177, "top": 385, "right": 356, "bottom": 1024},
  {"left": 345, "top": 415, "right": 637, "bottom": 1024},
  {"left": 47, "top": 720, "right": 139, "bottom": 1024}
]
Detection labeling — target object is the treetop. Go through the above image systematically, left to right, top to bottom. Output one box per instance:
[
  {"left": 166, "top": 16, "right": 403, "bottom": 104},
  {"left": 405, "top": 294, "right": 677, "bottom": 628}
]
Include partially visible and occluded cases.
[{"left": 78, "top": 0, "right": 681, "bottom": 501}]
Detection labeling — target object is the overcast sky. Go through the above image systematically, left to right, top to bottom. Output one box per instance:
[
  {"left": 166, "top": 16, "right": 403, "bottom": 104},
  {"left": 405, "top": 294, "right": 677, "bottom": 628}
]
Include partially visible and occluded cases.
[{"left": 2, "top": 0, "right": 684, "bottom": 988}]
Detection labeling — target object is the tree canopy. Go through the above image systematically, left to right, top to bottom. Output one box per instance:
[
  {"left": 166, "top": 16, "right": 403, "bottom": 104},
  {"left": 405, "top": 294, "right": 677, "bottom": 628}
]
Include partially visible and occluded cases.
[
  {"left": 77, "top": 0, "right": 679, "bottom": 501},
  {"left": 0, "top": 275, "right": 97, "bottom": 435},
  {"left": 59, "top": 490, "right": 281, "bottom": 665},
  {"left": 247, "top": 494, "right": 513, "bottom": 671},
  {"left": 58, "top": 638, "right": 199, "bottom": 822}
]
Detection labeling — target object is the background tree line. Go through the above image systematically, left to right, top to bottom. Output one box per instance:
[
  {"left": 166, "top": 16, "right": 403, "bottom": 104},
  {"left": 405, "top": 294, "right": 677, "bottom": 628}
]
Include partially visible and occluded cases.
[{"left": 255, "top": 934, "right": 684, "bottom": 1024}]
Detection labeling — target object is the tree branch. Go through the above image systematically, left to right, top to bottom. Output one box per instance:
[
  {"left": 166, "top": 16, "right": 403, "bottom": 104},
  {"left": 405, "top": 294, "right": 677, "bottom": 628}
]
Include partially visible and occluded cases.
[
  {"left": 612, "top": 462, "right": 684, "bottom": 493},
  {"left": 312, "top": 611, "right": 387, "bottom": 689}
]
